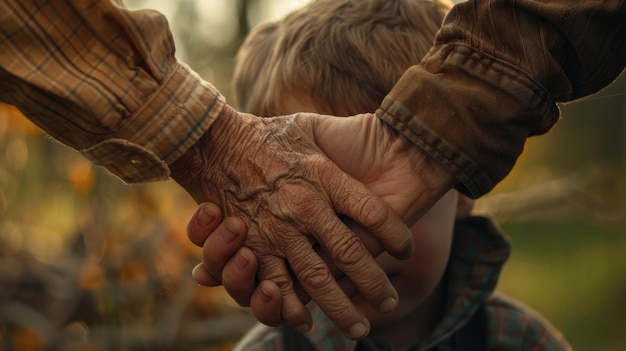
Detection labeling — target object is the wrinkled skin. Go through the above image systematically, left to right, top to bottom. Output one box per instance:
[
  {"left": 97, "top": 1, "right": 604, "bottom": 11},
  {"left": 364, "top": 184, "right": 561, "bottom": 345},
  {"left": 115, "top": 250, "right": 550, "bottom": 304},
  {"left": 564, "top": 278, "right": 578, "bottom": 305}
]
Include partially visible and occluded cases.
[
  {"left": 169, "top": 106, "right": 442, "bottom": 339},
  {"left": 183, "top": 110, "right": 457, "bottom": 339}
]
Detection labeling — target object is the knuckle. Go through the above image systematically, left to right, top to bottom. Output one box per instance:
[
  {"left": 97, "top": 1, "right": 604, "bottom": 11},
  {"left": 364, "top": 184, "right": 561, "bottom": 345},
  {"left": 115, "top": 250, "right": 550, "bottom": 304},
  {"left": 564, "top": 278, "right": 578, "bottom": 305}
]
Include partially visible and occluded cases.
[
  {"left": 290, "top": 195, "right": 325, "bottom": 219},
  {"left": 357, "top": 196, "right": 390, "bottom": 231},
  {"left": 246, "top": 232, "right": 280, "bottom": 257},
  {"left": 332, "top": 235, "right": 368, "bottom": 267},
  {"left": 203, "top": 249, "right": 225, "bottom": 271},
  {"left": 256, "top": 256, "right": 295, "bottom": 293},
  {"left": 300, "top": 263, "right": 333, "bottom": 288},
  {"left": 270, "top": 273, "right": 294, "bottom": 293},
  {"left": 362, "top": 274, "right": 392, "bottom": 297},
  {"left": 319, "top": 299, "right": 357, "bottom": 325}
]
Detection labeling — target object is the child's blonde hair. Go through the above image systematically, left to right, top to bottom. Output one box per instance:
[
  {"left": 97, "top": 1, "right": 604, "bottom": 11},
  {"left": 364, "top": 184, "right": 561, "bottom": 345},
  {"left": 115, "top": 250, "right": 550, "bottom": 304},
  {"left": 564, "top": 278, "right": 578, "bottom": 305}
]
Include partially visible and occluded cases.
[
  {"left": 233, "top": 0, "right": 453, "bottom": 116},
  {"left": 232, "top": 21, "right": 280, "bottom": 114}
]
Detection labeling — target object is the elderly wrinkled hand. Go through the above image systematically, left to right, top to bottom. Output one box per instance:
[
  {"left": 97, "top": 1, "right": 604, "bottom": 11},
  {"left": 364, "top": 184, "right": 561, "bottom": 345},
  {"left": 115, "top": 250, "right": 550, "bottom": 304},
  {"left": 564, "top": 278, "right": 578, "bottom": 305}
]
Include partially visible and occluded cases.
[
  {"left": 170, "top": 106, "right": 415, "bottom": 340},
  {"left": 185, "top": 111, "right": 458, "bottom": 339}
]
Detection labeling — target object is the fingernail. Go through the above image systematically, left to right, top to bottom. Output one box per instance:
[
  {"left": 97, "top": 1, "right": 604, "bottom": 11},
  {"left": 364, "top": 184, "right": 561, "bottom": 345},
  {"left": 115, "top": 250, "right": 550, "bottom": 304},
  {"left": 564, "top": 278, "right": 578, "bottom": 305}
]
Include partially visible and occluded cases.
[
  {"left": 196, "top": 207, "right": 214, "bottom": 226},
  {"left": 219, "top": 225, "right": 238, "bottom": 243},
  {"left": 233, "top": 253, "right": 249, "bottom": 270},
  {"left": 191, "top": 264, "right": 200, "bottom": 278},
  {"left": 259, "top": 285, "right": 272, "bottom": 303},
  {"left": 378, "top": 297, "right": 397, "bottom": 313},
  {"left": 349, "top": 322, "right": 368, "bottom": 340},
  {"left": 295, "top": 324, "right": 310, "bottom": 333}
]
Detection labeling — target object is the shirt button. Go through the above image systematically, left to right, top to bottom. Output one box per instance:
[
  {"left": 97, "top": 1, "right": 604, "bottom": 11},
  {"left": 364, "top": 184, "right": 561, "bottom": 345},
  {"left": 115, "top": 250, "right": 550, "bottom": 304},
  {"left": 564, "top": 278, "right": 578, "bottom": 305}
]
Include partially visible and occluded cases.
[{"left": 130, "top": 155, "right": 146, "bottom": 167}]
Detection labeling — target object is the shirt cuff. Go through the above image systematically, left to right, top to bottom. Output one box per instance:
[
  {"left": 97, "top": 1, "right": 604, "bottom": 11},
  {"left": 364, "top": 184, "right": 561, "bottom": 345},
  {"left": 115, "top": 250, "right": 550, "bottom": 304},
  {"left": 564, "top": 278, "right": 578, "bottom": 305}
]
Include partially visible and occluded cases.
[
  {"left": 376, "top": 44, "right": 559, "bottom": 198},
  {"left": 80, "top": 62, "right": 225, "bottom": 183}
]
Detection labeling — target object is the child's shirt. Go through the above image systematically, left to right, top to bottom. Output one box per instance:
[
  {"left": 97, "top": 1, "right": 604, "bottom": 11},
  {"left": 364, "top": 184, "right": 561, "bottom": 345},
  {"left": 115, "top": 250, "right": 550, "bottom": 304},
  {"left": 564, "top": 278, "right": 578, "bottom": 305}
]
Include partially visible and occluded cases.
[{"left": 234, "top": 216, "right": 572, "bottom": 351}]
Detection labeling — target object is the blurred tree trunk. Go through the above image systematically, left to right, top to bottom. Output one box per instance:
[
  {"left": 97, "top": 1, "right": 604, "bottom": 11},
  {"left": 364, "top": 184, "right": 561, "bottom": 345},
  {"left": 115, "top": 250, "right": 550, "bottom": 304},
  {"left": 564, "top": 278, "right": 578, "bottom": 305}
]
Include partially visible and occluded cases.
[{"left": 170, "top": 0, "right": 256, "bottom": 100}]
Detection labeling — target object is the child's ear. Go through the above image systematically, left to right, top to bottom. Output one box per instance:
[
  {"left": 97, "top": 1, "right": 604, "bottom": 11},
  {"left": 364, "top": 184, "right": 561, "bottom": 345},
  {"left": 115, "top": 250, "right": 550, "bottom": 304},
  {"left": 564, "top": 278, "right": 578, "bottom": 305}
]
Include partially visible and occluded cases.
[{"left": 455, "top": 193, "right": 475, "bottom": 220}]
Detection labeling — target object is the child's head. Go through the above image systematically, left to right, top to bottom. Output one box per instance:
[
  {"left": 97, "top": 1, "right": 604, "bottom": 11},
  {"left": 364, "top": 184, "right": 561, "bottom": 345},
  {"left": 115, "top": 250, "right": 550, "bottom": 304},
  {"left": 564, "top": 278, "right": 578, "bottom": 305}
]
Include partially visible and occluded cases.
[
  {"left": 234, "top": 0, "right": 464, "bottom": 342},
  {"left": 234, "top": 0, "right": 453, "bottom": 116},
  {"left": 232, "top": 20, "right": 279, "bottom": 114}
]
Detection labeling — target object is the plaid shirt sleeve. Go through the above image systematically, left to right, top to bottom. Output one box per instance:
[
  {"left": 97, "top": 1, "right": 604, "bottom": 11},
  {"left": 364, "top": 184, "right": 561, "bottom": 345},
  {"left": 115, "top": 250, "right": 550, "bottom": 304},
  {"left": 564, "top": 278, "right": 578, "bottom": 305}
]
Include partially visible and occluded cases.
[{"left": 0, "top": 0, "right": 226, "bottom": 183}]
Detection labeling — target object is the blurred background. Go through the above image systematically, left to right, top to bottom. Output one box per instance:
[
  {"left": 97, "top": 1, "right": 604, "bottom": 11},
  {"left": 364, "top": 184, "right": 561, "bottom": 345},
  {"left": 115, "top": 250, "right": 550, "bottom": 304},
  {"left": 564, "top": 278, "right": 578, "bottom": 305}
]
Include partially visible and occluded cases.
[{"left": 0, "top": 0, "right": 624, "bottom": 350}]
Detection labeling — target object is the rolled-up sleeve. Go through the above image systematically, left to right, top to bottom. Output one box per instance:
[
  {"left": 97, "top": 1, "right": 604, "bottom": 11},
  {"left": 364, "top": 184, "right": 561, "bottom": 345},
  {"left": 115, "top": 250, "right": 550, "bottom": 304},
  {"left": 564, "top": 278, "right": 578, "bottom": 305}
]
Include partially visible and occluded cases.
[
  {"left": 0, "top": 0, "right": 225, "bottom": 183},
  {"left": 377, "top": 0, "right": 626, "bottom": 197}
]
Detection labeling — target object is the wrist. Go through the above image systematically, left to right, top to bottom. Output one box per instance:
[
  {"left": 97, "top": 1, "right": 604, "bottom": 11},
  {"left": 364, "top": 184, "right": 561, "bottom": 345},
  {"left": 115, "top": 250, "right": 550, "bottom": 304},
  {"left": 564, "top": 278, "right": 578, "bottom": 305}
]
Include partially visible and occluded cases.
[
  {"left": 169, "top": 104, "right": 240, "bottom": 203},
  {"left": 378, "top": 120, "right": 458, "bottom": 223}
]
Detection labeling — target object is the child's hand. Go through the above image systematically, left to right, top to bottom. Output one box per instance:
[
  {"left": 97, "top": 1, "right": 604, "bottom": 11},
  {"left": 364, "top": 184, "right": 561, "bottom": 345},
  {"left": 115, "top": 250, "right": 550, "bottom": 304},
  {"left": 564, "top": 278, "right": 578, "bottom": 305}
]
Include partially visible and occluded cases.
[
  {"left": 187, "top": 202, "right": 308, "bottom": 328},
  {"left": 187, "top": 202, "right": 363, "bottom": 333},
  {"left": 188, "top": 203, "right": 257, "bottom": 302}
]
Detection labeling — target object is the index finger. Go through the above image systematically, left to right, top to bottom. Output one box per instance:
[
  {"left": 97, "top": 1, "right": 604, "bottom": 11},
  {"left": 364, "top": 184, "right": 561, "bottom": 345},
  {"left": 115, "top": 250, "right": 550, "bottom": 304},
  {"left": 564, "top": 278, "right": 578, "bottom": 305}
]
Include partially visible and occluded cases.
[
  {"left": 329, "top": 172, "right": 414, "bottom": 260},
  {"left": 286, "top": 205, "right": 398, "bottom": 336},
  {"left": 279, "top": 234, "right": 373, "bottom": 340}
]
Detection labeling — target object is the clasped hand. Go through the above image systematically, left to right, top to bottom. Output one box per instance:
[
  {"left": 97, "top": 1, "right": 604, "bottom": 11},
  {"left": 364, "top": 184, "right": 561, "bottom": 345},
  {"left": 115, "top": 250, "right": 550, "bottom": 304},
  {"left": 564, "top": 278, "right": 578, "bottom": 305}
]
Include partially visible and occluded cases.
[{"left": 172, "top": 107, "right": 455, "bottom": 339}]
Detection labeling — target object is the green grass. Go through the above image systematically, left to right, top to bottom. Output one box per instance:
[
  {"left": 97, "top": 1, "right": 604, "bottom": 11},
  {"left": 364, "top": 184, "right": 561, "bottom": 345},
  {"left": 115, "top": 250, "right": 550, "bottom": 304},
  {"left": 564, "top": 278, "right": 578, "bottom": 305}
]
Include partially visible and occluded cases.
[{"left": 498, "top": 221, "right": 626, "bottom": 351}]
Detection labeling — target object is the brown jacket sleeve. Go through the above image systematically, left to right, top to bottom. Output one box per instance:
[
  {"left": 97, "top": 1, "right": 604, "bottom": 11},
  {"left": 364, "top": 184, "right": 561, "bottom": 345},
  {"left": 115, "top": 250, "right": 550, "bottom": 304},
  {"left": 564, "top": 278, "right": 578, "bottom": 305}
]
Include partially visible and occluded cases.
[{"left": 377, "top": 0, "right": 626, "bottom": 197}]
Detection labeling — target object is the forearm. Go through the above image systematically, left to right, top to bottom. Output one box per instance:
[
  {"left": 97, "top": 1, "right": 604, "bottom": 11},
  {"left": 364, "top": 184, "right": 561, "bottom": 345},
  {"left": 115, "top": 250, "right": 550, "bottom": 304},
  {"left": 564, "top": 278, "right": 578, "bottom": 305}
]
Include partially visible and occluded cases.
[
  {"left": 0, "top": 0, "right": 224, "bottom": 183},
  {"left": 377, "top": 0, "right": 626, "bottom": 198}
]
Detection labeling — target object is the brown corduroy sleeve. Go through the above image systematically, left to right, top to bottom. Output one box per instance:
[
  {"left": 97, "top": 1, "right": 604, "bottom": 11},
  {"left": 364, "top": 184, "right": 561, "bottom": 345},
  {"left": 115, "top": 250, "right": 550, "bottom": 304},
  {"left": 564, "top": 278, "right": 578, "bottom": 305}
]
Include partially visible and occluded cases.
[{"left": 377, "top": 0, "right": 626, "bottom": 198}]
